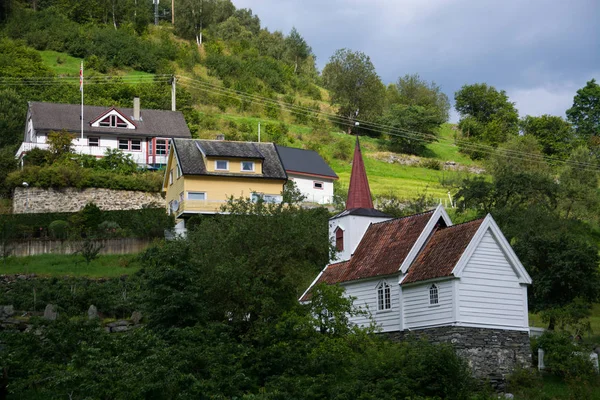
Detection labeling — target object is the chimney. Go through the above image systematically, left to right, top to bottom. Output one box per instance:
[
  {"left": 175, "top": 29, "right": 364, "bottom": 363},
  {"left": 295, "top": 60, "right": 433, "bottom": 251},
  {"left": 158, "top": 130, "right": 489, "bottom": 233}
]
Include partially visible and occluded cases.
[
  {"left": 133, "top": 97, "right": 140, "bottom": 121},
  {"left": 215, "top": 134, "right": 225, "bottom": 141}
]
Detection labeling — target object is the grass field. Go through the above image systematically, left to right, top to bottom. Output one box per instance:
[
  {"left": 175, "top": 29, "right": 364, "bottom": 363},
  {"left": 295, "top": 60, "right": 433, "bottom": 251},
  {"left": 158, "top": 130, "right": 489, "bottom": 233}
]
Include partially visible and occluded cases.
[
  {"left": 39, "top": 50, "right": 153, "bottom": 79},
  {"left": 0, "top": 253, "right": 141, "bottom": 277},
  {"left": 529, "top": 303, "right": 600, "bottom": 336}
]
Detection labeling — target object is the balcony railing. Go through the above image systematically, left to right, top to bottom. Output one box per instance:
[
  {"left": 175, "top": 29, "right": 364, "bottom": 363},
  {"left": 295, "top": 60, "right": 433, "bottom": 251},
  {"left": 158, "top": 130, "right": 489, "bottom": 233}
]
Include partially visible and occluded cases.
[
  {"left": 16, "top": 142, "right": 166, "bottom": 166},
  {"left": 177, "top": 200, "right": 229, "bottom": 215}
]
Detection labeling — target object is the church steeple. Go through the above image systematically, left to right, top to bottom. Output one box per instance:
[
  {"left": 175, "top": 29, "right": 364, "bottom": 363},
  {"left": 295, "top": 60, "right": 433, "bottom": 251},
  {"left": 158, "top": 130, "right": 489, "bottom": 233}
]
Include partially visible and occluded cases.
[{"left": 346, "top": 137, "right": 374, "bottom": 210}]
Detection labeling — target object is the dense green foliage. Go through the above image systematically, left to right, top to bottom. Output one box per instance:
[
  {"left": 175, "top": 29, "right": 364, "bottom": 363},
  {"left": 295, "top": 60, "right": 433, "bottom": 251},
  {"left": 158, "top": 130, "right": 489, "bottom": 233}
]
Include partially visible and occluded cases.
[
  {"left": 322, "top": 48, "right": 385, "bottom": 133},
  {"left": 567, "top": 79, "right": 600, "bottom": 157},
  {"left": 454, "top": 83, "right": 520, "bottom": 158},
  {"left": 520, "top": 114, "right": 576, "bottom": 159},
  {"left": 0, "top": 197, "right": 475, "bottom": 399},
  {"left": 0, "top": 205, "right": 173, "bottom": 239}
]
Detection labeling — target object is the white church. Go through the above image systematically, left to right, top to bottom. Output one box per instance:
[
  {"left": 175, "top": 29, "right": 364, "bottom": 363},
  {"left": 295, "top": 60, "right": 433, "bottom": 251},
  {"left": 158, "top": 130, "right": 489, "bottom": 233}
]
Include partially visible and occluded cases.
[{"left": 301, "top": 138, "right": 533, "bottom": 382}]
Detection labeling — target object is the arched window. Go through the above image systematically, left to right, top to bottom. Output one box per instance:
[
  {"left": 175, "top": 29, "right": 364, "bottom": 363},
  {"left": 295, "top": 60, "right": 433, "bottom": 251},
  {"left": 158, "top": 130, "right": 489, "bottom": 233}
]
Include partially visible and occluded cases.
[
  {"left": 335, "top": 227, "right": 344, "bottom": 252},
  {"left": 377, "top": 282, "right": 391, "bottom": 310},
  {"left": 429, "top": 284, "right": 439, "bottom": 305}
]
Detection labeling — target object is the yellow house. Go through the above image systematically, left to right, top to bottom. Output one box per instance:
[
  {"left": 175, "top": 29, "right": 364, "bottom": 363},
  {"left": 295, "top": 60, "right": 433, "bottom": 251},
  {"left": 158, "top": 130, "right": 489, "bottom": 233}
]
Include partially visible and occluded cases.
[{"left": 163, "top": 139, "right": 288, "bottom": 219}]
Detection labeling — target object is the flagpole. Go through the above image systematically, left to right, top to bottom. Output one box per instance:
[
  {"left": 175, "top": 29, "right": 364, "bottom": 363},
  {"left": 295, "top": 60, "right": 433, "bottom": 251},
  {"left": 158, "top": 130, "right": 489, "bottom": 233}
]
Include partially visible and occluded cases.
[{"left": 80, "top": 61, "right": 84, "bottom": 140}]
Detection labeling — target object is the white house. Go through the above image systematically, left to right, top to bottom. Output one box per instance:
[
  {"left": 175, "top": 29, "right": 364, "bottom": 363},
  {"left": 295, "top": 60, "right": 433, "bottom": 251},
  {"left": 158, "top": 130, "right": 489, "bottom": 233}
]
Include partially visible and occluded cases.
[
  {"left": 16, "top": 99, "right": 191, "bottom": 168},
  {"left": 301, "top": 138, "right": 533, "bottom": 382},
  {"left": 275, "top": 145, "right": 338, "bottom": 204}
]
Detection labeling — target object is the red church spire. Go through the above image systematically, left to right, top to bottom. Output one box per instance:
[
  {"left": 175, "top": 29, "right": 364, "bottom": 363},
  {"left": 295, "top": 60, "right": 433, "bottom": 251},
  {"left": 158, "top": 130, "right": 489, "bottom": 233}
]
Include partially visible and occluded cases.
[{"left": 346, "top": 137, "right": 374, "bottom": 210}]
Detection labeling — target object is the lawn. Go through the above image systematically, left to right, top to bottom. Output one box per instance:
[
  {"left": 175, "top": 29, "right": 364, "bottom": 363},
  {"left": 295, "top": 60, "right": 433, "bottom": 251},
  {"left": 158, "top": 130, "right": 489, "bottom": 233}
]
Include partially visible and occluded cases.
[
  {"left": 38, "top": 50, "right": 153, "bottom": 79},
  {"left": 0, "top": 253, "right": 141, "bottom": 277}
]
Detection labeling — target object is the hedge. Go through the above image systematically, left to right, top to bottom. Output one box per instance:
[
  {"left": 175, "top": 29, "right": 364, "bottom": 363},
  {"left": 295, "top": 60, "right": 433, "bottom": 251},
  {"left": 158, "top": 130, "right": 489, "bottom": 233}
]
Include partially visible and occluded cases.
[
  {"left": 7, "top": 165, "right": 163, "bottom": 192},
  {"left": 0, "top": 207, "right": 174, "bottom": 240}
]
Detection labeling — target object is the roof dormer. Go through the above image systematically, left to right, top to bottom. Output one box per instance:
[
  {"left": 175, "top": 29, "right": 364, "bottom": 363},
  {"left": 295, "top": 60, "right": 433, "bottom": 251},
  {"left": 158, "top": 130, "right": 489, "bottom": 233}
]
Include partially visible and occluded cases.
[{"left": 90, "top": 108, "right": 136, "bottom": 130}]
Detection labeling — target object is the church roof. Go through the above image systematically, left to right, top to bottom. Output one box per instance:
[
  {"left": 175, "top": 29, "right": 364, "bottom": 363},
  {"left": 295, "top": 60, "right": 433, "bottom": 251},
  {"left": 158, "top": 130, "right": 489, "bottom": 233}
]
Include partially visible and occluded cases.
[
  {"left": 346, "top": 137, "right": 373, "bottom": 209},
  {"left": 301, "top": 211, "right": 436, "bottom": 297},
  {"left": 402, "top": 218, "right": 484, "bottom": 285}
]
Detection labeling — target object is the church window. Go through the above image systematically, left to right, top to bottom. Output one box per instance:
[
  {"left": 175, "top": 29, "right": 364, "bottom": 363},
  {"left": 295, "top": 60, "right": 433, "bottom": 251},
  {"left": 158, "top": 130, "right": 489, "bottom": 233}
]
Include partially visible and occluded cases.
[
  {"left": 335, "top": 227, "right": 344, "bottom": 252},
  {"left": 378, "top": 282, "right": 391, "bottom": 310},
  {"left": 429, "top": 284, "right": 439, "bottom": 305}
]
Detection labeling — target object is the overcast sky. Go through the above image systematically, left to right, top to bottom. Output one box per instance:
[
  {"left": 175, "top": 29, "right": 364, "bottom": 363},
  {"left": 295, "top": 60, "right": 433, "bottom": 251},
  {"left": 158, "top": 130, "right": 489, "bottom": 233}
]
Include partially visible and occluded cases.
[{"left": 234, "top": 0, "right": 599, "bottom": 122}]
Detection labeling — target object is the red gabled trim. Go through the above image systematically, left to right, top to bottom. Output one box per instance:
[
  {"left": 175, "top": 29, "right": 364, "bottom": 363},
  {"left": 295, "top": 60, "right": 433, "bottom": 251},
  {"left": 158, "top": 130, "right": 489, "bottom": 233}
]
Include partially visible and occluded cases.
[
  {"left": 89, "top": 106, "right": 137, "bottom": 128},
  {"left": 286, "top": 170, "right": 339, "bottom": 180}
]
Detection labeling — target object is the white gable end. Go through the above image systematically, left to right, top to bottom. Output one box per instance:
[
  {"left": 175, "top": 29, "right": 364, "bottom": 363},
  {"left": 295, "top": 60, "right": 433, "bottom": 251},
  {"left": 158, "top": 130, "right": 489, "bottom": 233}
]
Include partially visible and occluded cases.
[
  {"left": 90, "top": 109, "right": 136, "bottom": 129},
  {"left": 456, "top": 228, "right": 529, "bottom": 329}
]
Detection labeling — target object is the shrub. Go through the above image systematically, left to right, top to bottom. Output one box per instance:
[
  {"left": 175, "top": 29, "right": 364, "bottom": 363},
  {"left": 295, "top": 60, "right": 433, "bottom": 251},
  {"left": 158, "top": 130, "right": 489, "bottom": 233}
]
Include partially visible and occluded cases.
[
  {"left": 264, "top": 101, "right": 281, "bottom": 119},
  {"left": 264, "top": 122, "right": 289, "bottom": 145},
  {"left": 332, "top": 139, "right": 352, "bottom": 161},
  {"left": 420, "top": 158, "right": 442, "bottom": 170},
  {"left": 48, "top": 220, "right": 68, "bottom": 240},
  {"left": 98, "top": 221, "right": 122, "bottom": 238},
  {"left": 535, "top": 331, "right": 598, "bottom": 380}
]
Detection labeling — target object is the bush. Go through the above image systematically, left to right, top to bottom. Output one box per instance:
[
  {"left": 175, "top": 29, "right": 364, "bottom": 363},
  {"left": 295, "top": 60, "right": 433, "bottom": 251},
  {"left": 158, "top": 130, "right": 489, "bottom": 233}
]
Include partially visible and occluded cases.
[
  {"left": 332, "top": 139, "right": 352, "bottom": 161},
  {"left": 420, "top": 158, "right": 442, "bottom": 170},
  {"left": 48, "top": 220, "right": 68, "bottom": 240},
  {"left": 97, "top": 221, "right": 123, "bottom": 239},
  {"left": 535, "top": 331, "right": 598, "bottom": 380}
]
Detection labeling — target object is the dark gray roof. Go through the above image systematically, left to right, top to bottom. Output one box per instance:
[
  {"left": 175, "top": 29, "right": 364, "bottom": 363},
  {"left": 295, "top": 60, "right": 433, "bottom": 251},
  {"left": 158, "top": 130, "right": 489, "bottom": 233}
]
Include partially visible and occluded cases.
[
  {"left": 29, "top": 101, "right": 191, "bottom": 138},
  {"left": 173, "top": 139, "right": 287, "bottom": 180},
  {"left": 198, "top": 140, "right": 264, "bottom": 159},
  {"left": 276, "top": 145, "right": 338, "bottom": 179},
  {"left": 330, "top": 208, "right": 392, "bottom": 220}
]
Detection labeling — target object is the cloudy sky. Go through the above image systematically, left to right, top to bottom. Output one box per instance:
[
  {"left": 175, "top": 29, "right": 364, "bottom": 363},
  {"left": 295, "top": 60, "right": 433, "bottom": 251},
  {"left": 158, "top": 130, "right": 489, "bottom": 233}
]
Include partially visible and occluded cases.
[{"left": 234, "top": 0, "right": 599, "bottom": 122}]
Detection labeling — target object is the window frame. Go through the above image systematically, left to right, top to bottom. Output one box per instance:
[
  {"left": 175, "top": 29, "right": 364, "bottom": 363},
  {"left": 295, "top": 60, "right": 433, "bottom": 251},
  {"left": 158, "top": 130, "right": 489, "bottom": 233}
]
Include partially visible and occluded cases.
[
  {"left": 88, "top": 137, "right": 100, "bottom": 147},
  {"left": 118, "top": 138, "right": 130, "bottom": 151},
  {"left": 130, "top": 139, "right": 142, "bottom": 152},
  {"left": 155, "top": 139, "right": 167, "bottom": 155},
  {"left": 215, "top": 160, "right": 229, "bottom": 171},
  {"left": 241, "top": 161, "right": 255, "bottom": 172},
  {"left": 169, "top": 170, "right": 173, "bottom": 186},
  {"left": 313, "top": 181, "right": 324, "bottom": 190},
  {"left": 187, "top": 191, "right": 207, "bottom": 201},
  {"left": 335, "top": 227, "right": 344, "bottom": 252},
  {"left": 377, "top": 281, "right": 392, "bottom": 311},
  {"left": 429, "top": 284, "right": 439, "bottom": 306}
]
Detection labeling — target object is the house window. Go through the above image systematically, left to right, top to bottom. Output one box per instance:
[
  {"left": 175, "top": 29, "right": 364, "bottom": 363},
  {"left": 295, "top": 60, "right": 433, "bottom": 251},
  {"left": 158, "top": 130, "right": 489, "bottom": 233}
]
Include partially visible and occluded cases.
[
  {"left": 99, "top": 114, "right": 129, "bottom": 128},
  {"left": 88, "top": 137, "right": 99, "bottom": 147},
  {"left": 118, "top": 139, "right": 129, "bottom": 150},
  {"left": 130, "top": 139, "right": 141, "bottom": 151},
  {"left": 156, "top": 139, "right": 167, "bottom": 155},
  {"left": 215, "top": 160, "right": 229, "bottom": 171},
  {"left": 241, "top": 161, "right": 254, "bottom": 172},
  {"left": 176, "top": 163, "right": 182, "bottom": 179},
  {"left": 169, "top": 170, "right": 173, "bottom": 185},
  {"left": 313, "top": 181, "right": 324, "bottom": 190},
  {"left": 179, "top": 192, "right": 184, "bottom": 203},
  {"left": 187, "top": 192, "right": 206, "bottom": 201},
  {"left": 251, "top": 193, "right": 282, "bottom": 204},
  {"left": 335, "top": 227, "right": 344, "bottom": 252},
  {"left": 377, "top": 282, "right": 391, "bottom": 311},
  {"left": 429, "top": 284, "right": 439, "bottom": 305}
]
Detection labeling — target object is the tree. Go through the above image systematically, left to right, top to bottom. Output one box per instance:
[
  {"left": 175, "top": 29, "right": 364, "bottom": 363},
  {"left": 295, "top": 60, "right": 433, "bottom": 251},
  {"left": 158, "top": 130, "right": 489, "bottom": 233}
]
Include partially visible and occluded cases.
[
  {"left": 175, "top": 0, "right": 235, "bottom": 46},
  {"left": 284, "top": 27, "right": 311, "bottom": 74},
  {"left": 322, "top": 49, "right": 385, "bottom": 134},
  {"left": 380, "top": 74, "right": 451, "bottom": 155},
  {"left": 566, "top": 79, "right": 600, "bottom": 150},
  {"left": 454, "top": 83, "right": 519, "bottom": 157},
  {"left": 520, "top": 114, "right": 576, "bottom": 158},
  {"left": 47, "top": 129, "right": 75, "bottom": 162},
  {"left": 557, "top": 146, "right": 599, "bottom": 221}
]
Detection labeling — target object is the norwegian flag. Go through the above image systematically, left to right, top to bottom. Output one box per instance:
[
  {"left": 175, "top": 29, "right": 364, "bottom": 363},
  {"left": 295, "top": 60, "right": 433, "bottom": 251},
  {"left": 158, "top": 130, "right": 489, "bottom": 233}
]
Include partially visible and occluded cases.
[{"left": 79, "top": 61, "right": 83, "bottom": 92}]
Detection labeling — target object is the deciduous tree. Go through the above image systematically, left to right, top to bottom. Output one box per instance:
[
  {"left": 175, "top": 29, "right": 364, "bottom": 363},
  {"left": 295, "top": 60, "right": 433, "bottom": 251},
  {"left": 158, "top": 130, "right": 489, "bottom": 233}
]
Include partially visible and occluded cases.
[
  {"left": 322, "top": 49, "right": 385, "bottom": 134},
  {"left": 520, "top": 114, "right": 576, "bottom": 158}
]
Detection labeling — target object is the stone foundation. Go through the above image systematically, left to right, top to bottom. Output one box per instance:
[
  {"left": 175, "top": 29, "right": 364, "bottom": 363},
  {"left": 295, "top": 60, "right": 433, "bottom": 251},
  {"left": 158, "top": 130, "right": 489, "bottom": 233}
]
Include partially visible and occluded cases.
[
  {"left": 13, "top": 187, "right": 163, "bottom": 214},
  {"left": 387, "top": 326, "right": 531, "bottom": 389}
]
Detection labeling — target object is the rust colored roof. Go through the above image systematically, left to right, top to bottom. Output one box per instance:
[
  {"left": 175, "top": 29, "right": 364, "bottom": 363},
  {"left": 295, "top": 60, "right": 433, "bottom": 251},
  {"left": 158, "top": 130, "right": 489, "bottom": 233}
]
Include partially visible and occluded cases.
[
  {"left": 346, "top": 137, "right": 373, "bottom": 210},
  {"left": 307, "top": 211, "right": 436, "bottom": 289},
  {"left": 402, "top": 218, "right": 484, "bottom": 285},
  {"left": 299, "top": 260, "right": 350, "bottom": 301}
]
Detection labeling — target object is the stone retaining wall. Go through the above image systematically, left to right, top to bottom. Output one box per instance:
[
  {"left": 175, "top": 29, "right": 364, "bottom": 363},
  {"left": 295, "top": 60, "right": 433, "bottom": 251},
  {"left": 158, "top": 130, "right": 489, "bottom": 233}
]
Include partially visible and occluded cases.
[
  {"left": 13, "top": 187, "right": 164, "bottom": 214},
  {"left": 387, "top": 326, "right": 531, "bottom": 390}
]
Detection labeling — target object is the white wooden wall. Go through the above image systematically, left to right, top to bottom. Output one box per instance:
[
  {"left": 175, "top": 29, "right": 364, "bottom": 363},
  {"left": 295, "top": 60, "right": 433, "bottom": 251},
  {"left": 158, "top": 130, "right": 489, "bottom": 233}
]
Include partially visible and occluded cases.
[
  {"left": 289, "top": 175, "right": 334, "bottom": 204},
  {"left": 329, "top": 214, "right": 392, "bottom": 262},
  {"left": 458, "top": 230, "right": 528, "bottom": 329},
  {"left": 344, "top": 277, "right": 401, "bottom": 332},
  {"left": 402, "top": 279, "right": 454, "bottom": 329}
]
